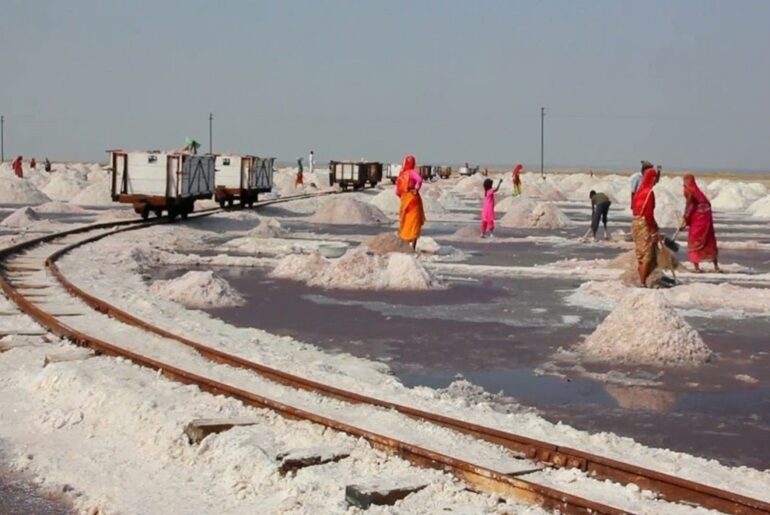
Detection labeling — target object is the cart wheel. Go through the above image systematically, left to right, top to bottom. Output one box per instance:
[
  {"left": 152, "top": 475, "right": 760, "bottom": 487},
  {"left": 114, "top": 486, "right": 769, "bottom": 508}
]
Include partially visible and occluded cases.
[
  {"left": 219, "top": 199, "right": 226, "bottom": 209},
  {"left": 140, "top": 205, "right": 150, "bottom": 220}
]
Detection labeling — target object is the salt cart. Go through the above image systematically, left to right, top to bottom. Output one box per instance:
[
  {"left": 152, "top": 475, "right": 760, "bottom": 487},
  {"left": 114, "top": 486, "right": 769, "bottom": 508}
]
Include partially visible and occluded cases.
[
  {"left": 109, "top": 150, "right": 215, "bottom": 220},
  {"left": 213, "top": 154, "right": 275, "bottom": 208},
  {"left": 329, "top": 161, "right": 383, "bottom": 190},
  {"left": 385, "top": 163, "right": 402, "bottom": 184}
]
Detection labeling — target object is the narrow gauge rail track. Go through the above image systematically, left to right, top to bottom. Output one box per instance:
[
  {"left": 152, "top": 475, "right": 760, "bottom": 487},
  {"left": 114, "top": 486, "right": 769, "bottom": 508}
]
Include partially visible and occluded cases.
[{"left": 0, "top": 194, "right": 766, "bottom": 514}]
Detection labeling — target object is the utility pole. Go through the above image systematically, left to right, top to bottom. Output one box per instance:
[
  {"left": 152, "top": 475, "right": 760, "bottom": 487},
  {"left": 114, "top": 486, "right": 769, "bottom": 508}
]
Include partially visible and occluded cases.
[
  {"left": 540, "top": 106, "right": 545, "bottom": 179},
  {"left": 208, "top": 113, "right": 213, "bottom": 154},
  {"left": 1, "top": 115, "right": 4, "bottom": 162}
]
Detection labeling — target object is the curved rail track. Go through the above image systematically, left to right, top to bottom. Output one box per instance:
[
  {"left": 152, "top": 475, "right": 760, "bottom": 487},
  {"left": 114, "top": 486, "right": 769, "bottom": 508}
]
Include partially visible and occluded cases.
[{"left": 0, "top": 194, "right": 768, "bottom": 514}]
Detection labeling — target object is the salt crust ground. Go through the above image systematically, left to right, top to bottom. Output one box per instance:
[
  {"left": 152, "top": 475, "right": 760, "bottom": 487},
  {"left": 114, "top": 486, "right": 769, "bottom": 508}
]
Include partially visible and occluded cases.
[
  {"left": 51, "top": 221, "right": 770, "bottom": 503},
  {"left": 270, "top": 247, "right": 442, "bottom": 291},
  {"left": 150, "top": 271, "right": 245, "bottom": 308},
  {"left": 576, "top": 291, "right": 713, "bottom": 367},
  {"left": 0, "top": 341, "right": 521, "bottom": 514}
]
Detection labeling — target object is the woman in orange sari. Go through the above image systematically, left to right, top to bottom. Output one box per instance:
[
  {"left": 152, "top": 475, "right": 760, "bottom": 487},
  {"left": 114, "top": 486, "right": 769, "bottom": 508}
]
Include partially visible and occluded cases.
[
  {"left": 396, "top": 154, "right": 425, "bottom": 249},
  {"left": 631, "top": 167, "right": 660, "bottom": 287},
  {"left": 680, "top": 174, "right": 720, "bottom": 273}
]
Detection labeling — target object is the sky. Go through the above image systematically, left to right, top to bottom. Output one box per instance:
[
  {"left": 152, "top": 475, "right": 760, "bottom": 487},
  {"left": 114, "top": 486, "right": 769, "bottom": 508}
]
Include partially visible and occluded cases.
[{"left": 1, "top": 0, "right": 769, "bottom": 170}]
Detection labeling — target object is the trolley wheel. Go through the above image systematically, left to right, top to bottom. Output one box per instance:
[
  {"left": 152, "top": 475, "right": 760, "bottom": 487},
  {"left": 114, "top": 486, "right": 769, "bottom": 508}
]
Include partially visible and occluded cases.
[
  {"left": 219, "top": 199, "right": 226, "bottom": 209},
  {"left": 140, "top": 204, "right": 150, "bottom": 220}
]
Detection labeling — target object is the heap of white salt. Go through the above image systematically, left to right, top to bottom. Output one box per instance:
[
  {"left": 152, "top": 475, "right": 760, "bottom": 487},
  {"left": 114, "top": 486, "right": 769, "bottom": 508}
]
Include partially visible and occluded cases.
[
  {"left": 41, "top": 174, "right": 88, "bottom": 201},
  {"left": 0, "top": 177, "right": 50, "bottom": 204},
  {"left": 71, "top": 181, "right": 113, "bottom": 206},
  {"left": 309, "top": 197, "right": 390, "bottom": 225},
  {"left": 498, "top": 199, "right": 570, "bottom": 229},
  {"left": 32, "top": 201, "right": 89, "bottom": 214},
  {"left": 1, "top": 206, "right": 41, "bottom": 227},
  {"left": 247, "top": 217, "right": 287, "bottom": 238},
  {"left": 270, "top": 247, "right": 440, "bottom": 290},
  {"left": 149, "top": 271, "right": 245, "bottom": 308},
  {"left": 577, "top": 290, "right": 712, "bottom": 367}
]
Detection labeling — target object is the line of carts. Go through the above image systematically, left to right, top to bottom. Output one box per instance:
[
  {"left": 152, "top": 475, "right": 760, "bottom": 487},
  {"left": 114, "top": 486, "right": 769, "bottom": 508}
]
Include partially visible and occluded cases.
[{"left": 109, "top": 149, "right": 466, "bottom": 220}]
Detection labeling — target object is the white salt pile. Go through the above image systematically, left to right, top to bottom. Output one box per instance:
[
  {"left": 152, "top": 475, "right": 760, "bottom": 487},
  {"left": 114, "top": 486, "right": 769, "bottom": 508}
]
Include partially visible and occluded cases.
[
  {"left": 42, "top": 174, "right": 88, "bottom": 201},
  {"left": 452, "top": 174, "right": 485, "bottom": 195},
  {"left": 0, "top": 177, "right": 50, "bottom": 204},
  {"left": 71, "top": 181, "right": 113, "bottom": 206},
  {"left": 369, "top": 190, "right": 401, "bottom": 214},
  {"left": 748, "top": 195, "right": 770, "bottom": 219},
  {"left": 309, "top": 197, "right": 390, "bottom": 225},
  {"left": 498, "top": 199, "right": 570, "bottom": 229},
  {"left": 32, "top": 201, "right": 89, "bottom": 214},
  {"left": 1, "top": 206, "right": 40, "bottom": 227},
  {"left": 248, "top": 217, "right": 288, "bottom": 238},
  {"left": 366, "top": 232, "right": 414, "bottom": 255},
  {"left": 270, "top": 247, "right": 440, "bottom": 290},
  {"left": 149, "top": 271, "right": 245, "bottom": 309},
  {"left": 576, "top": 291, "right": 712, "bottom": 367}
]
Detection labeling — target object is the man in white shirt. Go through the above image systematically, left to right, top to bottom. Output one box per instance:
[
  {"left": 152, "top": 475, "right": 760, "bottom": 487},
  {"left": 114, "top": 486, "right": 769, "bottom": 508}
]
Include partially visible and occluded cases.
[
  {"left": 309, "top": 150, "right": 315, "bottom": 176},
  {"left": 630, "top": 160, "right": 652, "bottom": 203}
]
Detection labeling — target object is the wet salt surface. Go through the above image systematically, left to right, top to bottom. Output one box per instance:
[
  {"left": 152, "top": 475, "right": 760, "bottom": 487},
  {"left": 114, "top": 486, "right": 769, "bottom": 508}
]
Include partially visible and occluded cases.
[
  {"left": 152, "top": 258, "right": 770, "bottom": 469},
  {"left": 0, "top": 462, "right": 71, "bottom": 514}
]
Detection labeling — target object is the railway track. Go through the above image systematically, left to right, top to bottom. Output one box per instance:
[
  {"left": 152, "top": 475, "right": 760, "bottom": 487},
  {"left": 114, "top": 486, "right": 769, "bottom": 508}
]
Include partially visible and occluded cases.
[{"left": 0, "top": 194, "right": 767, "bottom": 514}]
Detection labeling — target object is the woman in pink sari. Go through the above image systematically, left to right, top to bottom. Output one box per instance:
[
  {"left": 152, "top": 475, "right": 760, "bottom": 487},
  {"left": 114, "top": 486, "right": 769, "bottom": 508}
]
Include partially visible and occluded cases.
[{"left": 680, "top": 174, "right": 720, "bottom": 273}]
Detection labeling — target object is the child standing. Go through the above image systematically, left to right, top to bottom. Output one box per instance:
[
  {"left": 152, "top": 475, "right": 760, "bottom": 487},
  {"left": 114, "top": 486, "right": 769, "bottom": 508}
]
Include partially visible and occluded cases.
[{"left": 481, "top": 178, "right": 503, "bottom": 238}]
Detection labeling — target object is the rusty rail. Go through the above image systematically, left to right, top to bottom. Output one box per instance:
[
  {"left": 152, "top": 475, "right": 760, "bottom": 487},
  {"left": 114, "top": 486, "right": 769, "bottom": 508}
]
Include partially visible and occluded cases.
[{"left": 1, "top": 194, "right": 769, "bottom": 513}]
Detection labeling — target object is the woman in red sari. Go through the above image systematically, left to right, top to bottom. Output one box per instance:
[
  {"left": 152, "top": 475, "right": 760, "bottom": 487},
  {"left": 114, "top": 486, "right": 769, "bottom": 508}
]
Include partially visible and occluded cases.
[
  {"left": 396, "top": 155, "right": 425, "bottom": 249},
  {"left": 631, "top": 167, "right": 660, "bottom": 287},
  {"left": 680, "top": 174, "right": 720, "bottom": 273}
]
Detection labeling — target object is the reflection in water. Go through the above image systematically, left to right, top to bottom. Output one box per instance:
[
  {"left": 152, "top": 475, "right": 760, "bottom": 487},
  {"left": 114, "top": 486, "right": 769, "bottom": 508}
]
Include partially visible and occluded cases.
[{"left": 605, "top": 385, "right": 678, "bottom": 413}]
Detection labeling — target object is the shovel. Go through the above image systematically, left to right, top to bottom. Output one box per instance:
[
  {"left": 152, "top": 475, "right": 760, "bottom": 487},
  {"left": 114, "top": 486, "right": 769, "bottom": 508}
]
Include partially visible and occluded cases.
[{"left": 663, "top": 228, "right": 681, "bottom": 253}]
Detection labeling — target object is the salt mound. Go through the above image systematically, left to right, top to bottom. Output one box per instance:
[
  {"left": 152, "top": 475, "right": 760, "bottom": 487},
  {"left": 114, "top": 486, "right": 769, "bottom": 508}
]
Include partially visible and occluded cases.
[
  {"left": 42, "top": 174, "right": 88, "bottom": 201},
  {"left": 453, "top": 175, "right": 485, "bottom": 195},
  {"left": 0, "top": 177, "right": 50, "bottom": 204},
  {"left": 71, "top": 181, "right": 113, "bottom": 206},
  {"left": 711, "top": 187, "right": 748, "bottom": 211},
  {"left": 369, "top": 190, "right": 400, "bottom": 214},
  {"left": 749, "top": 195, "right": 770, "bottom": 219},
  {"left": 309, "top": 197, "right": 390, "bottom": 225},
  {"left": 499, "top": 199, "right": 570, "bottom": 229},
  {"left": 32, "top": 201, "right": 89, "bottom": 214},
  {"left": 1, "top": 206, "right": 40, "bottom": 227},
  {"left": 248, "top": 217, "right": 288, "bottom": 238},
  {"left": 452, "top": 225, "right": 482, "bottom": 240},
  {"left": 366, "top": 232, "right": 414, "bottom": 255},
  {"left": 270, "top": 247, "right": 439, "bottom": 290},
  {"left": 606, "top": 250, "right": 636, "bottom": 270},
  {"left": 270, "top": 252, "right": 327, "bottom": 282},
  {"left": 149, "top": 271, "right": 245, "bottom": 308},
  {"left": 577, "top": 291, "right": 712, "bottom": 367}
]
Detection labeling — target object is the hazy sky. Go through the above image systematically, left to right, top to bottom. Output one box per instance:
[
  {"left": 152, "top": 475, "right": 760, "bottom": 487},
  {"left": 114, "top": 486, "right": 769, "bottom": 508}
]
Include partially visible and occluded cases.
[{"left": 2, "top": 0, "right": 769, "bottom": 170}]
